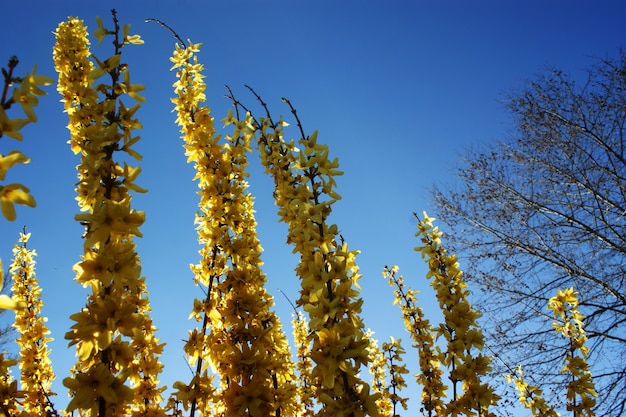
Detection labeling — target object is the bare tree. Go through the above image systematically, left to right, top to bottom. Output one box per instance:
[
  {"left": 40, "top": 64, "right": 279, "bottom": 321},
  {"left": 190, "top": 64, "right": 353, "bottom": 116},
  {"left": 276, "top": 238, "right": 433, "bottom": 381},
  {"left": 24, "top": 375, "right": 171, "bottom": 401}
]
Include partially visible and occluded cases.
[
  {"left": 431, "top": 51, "right": 626, "bottom": 416},
  {"left": 0, "top": 267, "right": 15, "bottom": 356}
]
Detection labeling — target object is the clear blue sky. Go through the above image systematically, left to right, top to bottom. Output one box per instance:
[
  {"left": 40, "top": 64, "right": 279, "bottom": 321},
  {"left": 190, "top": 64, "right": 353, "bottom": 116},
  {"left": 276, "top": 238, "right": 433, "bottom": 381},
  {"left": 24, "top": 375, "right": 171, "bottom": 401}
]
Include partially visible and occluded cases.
[{"left": 2, "top": 0, "right": 624, "bottom": 413}]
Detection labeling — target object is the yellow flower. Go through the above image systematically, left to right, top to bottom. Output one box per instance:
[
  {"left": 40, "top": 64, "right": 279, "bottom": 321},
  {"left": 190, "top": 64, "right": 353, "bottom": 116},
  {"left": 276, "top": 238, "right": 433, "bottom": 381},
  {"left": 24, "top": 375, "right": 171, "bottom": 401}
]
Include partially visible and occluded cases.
[
  {"left": 93, "top": 16, "right": 108, "bottom": 46},
  {"left": 122, "top": 23, "right": 144, "bottom": 45},
  {"left": 90, "top": 53, "right": 121, "bottom": 80},
  {"left": 25, "top": 65, "right": 54, "bottom": 96},
  {"left": 122, "top": 69, "right": 146, "bottom": 102},
  {"left": 12, "top": 76, "right": 39, "bottom": 121},
  {"left": 118, "top": 101, "right": 143, "bottom": 132},
  {"left": 0, "top": 107, "right": 30, "bottom": 140},
  {"left": 0, "top": 150, "right": 30, "bottom": 180},
  {"left": 123, "top": 163, "right": 147, "bottom": 193},
  {"left": 0, "top": 183, "right": 36, "bottom": 221},
  {"left": 75, "top": 196, "right": 145, "bottom": 246},
  {"left": 548, "top": 287, "right": 579, "bottom": 319},
  {"left": 0, "top": 294, "right": 21, "bottom": 310},
  {"left": 64, "top": 364, "right": 133, "bottom": 412}
]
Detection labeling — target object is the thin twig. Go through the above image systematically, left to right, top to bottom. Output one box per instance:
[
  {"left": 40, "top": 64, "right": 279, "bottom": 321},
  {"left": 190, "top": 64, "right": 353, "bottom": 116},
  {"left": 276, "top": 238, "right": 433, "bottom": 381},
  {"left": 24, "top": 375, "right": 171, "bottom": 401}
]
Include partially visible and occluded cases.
[
  {"left": 145, "top": 18, "right": 186, "bottom": 48},
  {"left": 245, "top": 85, "right": 273, "bottom": 123},
  {"left": 281, "top": 97, "right": 306, "bottom": 141},
  {"left": 278, "top": 287, "right": 298, "bottom": 313}
]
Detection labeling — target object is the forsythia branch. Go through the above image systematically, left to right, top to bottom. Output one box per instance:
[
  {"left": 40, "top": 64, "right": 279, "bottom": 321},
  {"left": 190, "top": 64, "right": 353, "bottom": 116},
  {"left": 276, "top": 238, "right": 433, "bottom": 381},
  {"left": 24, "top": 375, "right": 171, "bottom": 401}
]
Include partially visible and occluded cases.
[
  {"left": 54, "top": 12, "right": 165, "bottom": 417},
  {"left": 171, "top": 40, "right": 299, "bottom": 417},
  {"left": 10, "top": 229, "right": 57, "bottom": 416},
  {"left": 548, "top": 288, "right": 597, "bottom": 417}
]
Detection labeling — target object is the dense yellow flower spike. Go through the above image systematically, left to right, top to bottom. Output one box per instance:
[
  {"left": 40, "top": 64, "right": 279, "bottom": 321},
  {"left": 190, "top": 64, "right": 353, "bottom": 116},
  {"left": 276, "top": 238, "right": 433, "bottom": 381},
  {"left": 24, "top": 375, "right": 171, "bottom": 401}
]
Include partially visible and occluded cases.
[
  {"left": 54, "top": 14, "right": 165, "bottom": 417},
  {"left": 171, "top": 41, "right": 298, "bottom": 417},
  {"left": 0, "top": 55, "right": 52, "bottom": 221},
  {"left": 232, "top": 96, "right": 379, "bottom": 417},
  {"left": 414, "top": 212, "right": 499, "bottom": 417},
  {"left": 9, "top": 230, "right": 56, "bottom": 415},
  {"left": 383, "top": 265, "right": 446, "bottom": 416},
  {"left": 548, "top": 288, "right": 597, "bottom": 417},
  {"left": 293, "top": 311, "right": 315, "bottom": 417},
  {"left": 366, "top": 331, "right": 393, "bottom": 417}
]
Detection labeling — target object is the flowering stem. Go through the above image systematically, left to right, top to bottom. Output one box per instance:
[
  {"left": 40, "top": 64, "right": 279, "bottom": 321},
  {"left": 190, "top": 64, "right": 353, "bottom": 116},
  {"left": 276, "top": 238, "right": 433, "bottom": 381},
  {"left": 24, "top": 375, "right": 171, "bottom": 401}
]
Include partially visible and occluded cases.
[
  {"left": 54, "top": 13, "right": 160, "bottom": 416},
  {"left": 228, "top": 86, "right": 378, "bottom": 417},
  {"left": 413, "top": 212, "right": 499, "bottom": 415},
  {"left": 10, "top": 229, "right": 57, "bottom": 415},
  {"left": 384, "top": 265, "right": 445, "bottom": 416},
  {"left": 189, "top": 266, "right": 215, "bottom": 417},
  {"left": 189, "top": 311, "right": 209, "bottom": 417}
]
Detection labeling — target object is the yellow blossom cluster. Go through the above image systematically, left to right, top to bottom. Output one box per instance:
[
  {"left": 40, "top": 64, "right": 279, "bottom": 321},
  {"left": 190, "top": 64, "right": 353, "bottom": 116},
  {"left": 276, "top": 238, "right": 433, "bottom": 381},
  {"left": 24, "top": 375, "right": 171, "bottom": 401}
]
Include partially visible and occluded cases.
[
  {"left": 53, "top": 14, "right": 165, "bottom": 416},
  {"left": 170, "top": 41, "right": 298, "bottom": 417},
  {"left": 0, "top": 55, "right": 52, "bottom": 221},
  {"left": 245, "top": 101, "right": 378, "bottom": 417},
  {"left": 414, "top": 212, "right": 499, "bottom": 417},
  {"left": 9, "top": 231, "right": 56, "bottom": 415},
  {"left": 383, "top": 265, "right": 445, "bottom": 416},
  {"left": 548, "top": 288, "right": 597, "bottom": 417},
  {"left": 292, "top": 311, "right": 315, "bottom": 417},
  {"left": 366, "top": 331, "right": 393, "bottom": 417},
  {"left": 380, "top": 337, "right": 409, "bottom": 416},
  {"left": 505, "top": 365, "right": 559, "bottom": 417}
]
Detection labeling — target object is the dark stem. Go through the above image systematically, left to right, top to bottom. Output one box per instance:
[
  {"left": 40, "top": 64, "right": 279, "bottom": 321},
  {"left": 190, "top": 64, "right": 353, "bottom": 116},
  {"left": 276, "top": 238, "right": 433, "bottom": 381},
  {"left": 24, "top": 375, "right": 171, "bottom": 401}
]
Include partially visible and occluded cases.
[
  {"left": 145, "top": 18, "right": 186, "bottom": 48},
  {"left": 1, "top": 56, "right": 19, "bottom": 109}
]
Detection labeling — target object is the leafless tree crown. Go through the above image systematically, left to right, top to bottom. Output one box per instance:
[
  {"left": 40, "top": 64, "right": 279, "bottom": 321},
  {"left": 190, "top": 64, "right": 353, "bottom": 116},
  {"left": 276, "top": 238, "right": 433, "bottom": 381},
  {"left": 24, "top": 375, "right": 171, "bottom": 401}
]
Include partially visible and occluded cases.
[{"left": 432, "top": 51, "right": 626, "bottom": 417}]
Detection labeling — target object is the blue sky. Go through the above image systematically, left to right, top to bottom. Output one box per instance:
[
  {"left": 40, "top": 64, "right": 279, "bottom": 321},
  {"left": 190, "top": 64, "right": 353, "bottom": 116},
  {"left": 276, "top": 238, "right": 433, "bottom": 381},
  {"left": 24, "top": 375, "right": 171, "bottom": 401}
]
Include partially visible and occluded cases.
[{"left": 1, "top": 0, "right": 624, "bottom": 413}]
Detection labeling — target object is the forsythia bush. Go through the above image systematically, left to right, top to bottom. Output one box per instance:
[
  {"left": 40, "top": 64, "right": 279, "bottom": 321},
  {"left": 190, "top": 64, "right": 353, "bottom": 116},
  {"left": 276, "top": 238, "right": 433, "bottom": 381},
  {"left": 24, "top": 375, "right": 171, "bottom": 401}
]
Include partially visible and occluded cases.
[{"left": 0, "top": 12, "right": 598, "bottom": 417}]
